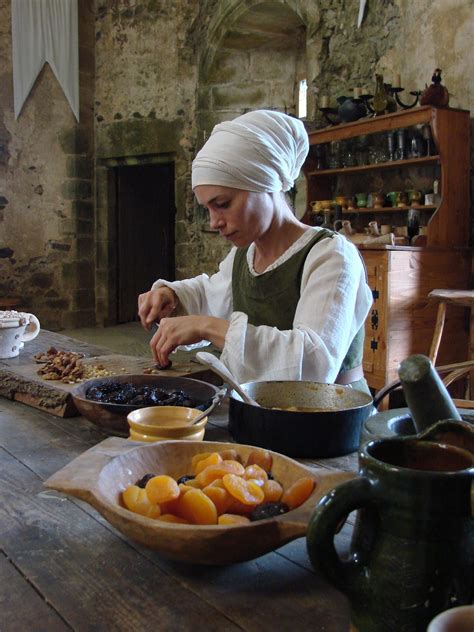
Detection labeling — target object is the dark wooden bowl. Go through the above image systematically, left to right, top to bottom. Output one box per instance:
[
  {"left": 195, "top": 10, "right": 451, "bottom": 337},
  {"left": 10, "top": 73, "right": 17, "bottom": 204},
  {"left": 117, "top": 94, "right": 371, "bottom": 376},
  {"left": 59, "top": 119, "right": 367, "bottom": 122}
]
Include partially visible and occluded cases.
[
  {"left": 71, "top": 375, "right": 221, "bottom": 436},
  {"left": 44, "top": 438, "right": 354, "bottom": 565}
]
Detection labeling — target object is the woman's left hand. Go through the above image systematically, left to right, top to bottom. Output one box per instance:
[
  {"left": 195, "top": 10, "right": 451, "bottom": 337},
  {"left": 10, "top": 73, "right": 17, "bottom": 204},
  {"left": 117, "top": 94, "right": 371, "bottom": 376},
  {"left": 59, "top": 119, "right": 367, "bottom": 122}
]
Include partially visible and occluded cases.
[{"left": 150, "top": 315, "right": 229, "bottom": 366}]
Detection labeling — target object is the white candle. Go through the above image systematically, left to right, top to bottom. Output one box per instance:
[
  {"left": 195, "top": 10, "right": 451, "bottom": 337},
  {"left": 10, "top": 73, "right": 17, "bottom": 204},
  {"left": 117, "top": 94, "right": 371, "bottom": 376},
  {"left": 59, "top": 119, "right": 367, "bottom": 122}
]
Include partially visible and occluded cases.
[
  {"left": 392, "top": 74, "right": 401, "bottom": 88},
  {"left": 320, "top": 95, "right": 329, "bottom": 108}
]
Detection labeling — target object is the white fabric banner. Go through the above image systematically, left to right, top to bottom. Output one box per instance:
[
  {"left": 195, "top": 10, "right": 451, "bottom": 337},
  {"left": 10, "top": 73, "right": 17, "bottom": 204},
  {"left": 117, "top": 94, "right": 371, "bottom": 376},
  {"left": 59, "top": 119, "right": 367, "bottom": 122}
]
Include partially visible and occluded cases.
[{"left": 11, "top": 0, "right": 79, "bottom": 121}]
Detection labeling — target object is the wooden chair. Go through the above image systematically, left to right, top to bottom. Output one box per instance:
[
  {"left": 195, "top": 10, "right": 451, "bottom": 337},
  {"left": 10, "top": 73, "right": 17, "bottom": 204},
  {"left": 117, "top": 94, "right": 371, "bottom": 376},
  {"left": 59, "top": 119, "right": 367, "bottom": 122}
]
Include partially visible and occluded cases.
[
  {"left": 427, "top": 288, "right": 474, "bottom": 408},
  {"left": 374, "top": 289, "right": 474, "bottom": 410},
  {"left": 428, "top": 289, "right": 474, "bottom": 363}
]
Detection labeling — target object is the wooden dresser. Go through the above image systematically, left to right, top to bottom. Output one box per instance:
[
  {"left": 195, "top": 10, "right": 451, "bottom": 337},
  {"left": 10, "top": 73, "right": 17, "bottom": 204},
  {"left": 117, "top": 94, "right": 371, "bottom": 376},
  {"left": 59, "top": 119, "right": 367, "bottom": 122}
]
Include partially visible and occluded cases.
[{"left": 304, "top": 106, "right": 471, "bottom": 391}]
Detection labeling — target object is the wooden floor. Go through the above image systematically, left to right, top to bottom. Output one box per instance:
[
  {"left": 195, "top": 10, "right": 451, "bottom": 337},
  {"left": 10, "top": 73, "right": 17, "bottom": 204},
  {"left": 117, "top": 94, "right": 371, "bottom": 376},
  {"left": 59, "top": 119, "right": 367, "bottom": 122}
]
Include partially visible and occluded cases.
[{"left": 0, "top": 333, "right": 357, "bottom": 632}]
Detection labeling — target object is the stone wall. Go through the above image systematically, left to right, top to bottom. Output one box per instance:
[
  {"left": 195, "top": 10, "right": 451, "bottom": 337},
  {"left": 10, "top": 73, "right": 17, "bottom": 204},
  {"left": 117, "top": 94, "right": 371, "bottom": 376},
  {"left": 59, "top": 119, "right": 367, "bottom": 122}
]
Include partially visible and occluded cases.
[
  {"left": 0, "top": 0, "right": 472, "bottom": 329},
  {"left": 0, "top": 0, "right": 95, "bottom": 329}
]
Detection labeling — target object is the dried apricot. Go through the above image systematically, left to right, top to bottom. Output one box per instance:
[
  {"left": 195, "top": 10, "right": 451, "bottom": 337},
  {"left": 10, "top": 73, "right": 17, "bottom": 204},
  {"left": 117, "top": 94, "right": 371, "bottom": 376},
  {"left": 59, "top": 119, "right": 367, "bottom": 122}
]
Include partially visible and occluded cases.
[
  {"left": 219, "top": 449, "right": 242, "bottom": 463},
  {"left": 246, "top": 449, "right": 273, "bottom": 472},
  {"left": 191, "top": 451, "right": 213, "bottom": 471},
  {"left": 193, "top": 452, "right": 222, "bottom": 475},
  {"left": 195, "top": 460, "right": 245, "bottom": 487},
  {"left": 244, "top": 464, "right": 268, "bottom": 482},
  {"left": 222, "top": 474, "right": 265, "bottom": 506},
  {"left": 145, "top": 475, "right": 180, "bottom": 505},
  {"left": 281, "top": 477, "right": 315, "bottom": 509},
  {"left": 183, "top": 478, "right": 201, "bottom": 488},
  {"left": 208, "top": 478, "right": 225, "bottom": 489},
  {"left": 262, "top": 479, "right": 283, "bottom": 502},
  {"left": 178, "top": 483, "right": 195, "bottom": 494},
  {"left": 122, "top": 485, "right": 161, "bottom": 519},
  {"left": 202, "top": 485, "right": 231, "bottom": 515},
  {"left": 176, "top": 489, "right": 218, "bottom": 525},
  {"left": 226, "top": 497, "right": 254, "bottom": 516},
  {"left": 157, "top": 514, "right": 190, "bottom": 524},
  {"left": 218, "top": 514, "right": 251, "bottom": 525}
]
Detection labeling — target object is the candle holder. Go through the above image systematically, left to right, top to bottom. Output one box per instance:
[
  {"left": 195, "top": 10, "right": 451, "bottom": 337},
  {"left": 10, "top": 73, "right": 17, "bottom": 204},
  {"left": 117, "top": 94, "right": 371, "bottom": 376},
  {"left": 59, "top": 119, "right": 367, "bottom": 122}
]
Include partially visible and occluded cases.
[
  {"left": 360, "top": 85, "right": 421, "bottom": 113},
  {"left": 387, "top": 86, "right": 422, "bottom": 109},
  {"left": 318, "top": 107, "right": 339, "bottom": 126}
]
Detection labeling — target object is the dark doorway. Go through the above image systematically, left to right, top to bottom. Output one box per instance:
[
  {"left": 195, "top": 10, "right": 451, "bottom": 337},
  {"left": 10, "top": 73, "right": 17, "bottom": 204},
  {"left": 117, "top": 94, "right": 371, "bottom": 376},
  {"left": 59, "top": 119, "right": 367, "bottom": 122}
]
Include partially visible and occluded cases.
[{"left": 115, "top": 163, "right": 175, "bottom": 323}]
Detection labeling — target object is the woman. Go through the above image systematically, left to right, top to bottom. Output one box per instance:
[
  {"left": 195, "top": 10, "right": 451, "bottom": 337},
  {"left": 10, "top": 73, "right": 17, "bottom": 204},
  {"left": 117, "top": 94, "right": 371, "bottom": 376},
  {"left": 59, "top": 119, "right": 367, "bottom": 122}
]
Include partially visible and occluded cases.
[{"left": 138, "top": 110, "right": 373, "bottom": 392}]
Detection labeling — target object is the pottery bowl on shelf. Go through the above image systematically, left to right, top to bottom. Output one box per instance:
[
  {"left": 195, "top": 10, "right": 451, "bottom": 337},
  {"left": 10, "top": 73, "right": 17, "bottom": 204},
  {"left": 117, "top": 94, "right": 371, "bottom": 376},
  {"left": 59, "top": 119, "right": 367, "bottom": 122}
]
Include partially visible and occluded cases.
[
  {"left": 71, "top": 375, "right": 221, "bottom": 437},
  {"left": 127, "top": 406, "right": 208, "bottom": 442},
  {"left": 44, "top": 438, "right": 353, "bottom": 565}
]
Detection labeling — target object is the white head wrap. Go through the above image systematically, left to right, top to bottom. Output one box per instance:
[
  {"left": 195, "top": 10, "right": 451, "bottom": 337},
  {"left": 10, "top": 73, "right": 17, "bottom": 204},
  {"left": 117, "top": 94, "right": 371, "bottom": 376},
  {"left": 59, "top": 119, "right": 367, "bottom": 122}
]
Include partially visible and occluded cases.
[{"left": 192, "top": 110, "right": 309, "bottom": 193}]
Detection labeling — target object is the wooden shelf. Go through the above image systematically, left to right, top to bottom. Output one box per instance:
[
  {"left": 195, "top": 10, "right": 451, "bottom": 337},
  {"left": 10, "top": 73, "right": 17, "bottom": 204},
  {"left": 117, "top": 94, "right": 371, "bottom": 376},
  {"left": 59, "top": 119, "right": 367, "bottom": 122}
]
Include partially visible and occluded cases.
[
  {"left": 307, "top": 106, "right": 466, "bottom": 144},
  {"left": 307, "top": 156, "right": 440, "bottom": 177},
  {"left": 341, "top": 204, "right": 437, "bottom": 214}
]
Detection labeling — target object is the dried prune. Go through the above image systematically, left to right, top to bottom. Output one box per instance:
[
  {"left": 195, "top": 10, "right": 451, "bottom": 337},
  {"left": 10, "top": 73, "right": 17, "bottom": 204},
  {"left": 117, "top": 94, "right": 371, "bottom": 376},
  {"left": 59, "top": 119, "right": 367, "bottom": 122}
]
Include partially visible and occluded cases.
[
  {"left": 85, "top": 382, "right": 200, "bottom": 409},
  {"left": 135, "top": 473, "right": 156, "bottom": 488},
  {"left": 177, "top": 475, "right": 195, "bottom": 485},
  {"left": 249, "top": 502, "right": 289, "bottom": 522}
]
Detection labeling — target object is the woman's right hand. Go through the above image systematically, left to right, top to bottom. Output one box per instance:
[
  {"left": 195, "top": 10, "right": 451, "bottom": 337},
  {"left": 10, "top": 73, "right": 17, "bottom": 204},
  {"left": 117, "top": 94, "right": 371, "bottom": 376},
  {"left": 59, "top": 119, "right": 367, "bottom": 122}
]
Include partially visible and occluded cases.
[{"left": 138, "top": 286, "right": 179, "bottom": 330}]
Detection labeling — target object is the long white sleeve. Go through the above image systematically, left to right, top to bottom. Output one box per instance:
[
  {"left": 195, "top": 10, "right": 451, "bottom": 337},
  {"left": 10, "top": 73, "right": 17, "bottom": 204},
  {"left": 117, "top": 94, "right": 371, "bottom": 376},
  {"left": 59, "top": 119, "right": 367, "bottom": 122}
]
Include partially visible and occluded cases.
[{"left": 152, "top": 248, "right": 236, "bottom": 319}]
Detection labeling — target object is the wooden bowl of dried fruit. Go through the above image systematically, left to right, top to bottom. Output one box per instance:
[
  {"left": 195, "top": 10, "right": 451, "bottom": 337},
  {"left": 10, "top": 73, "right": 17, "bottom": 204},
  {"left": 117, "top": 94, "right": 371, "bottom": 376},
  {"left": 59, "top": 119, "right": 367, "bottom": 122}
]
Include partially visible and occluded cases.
[{"left": 44, "top": 438, "right": 354, "bottom": 565}]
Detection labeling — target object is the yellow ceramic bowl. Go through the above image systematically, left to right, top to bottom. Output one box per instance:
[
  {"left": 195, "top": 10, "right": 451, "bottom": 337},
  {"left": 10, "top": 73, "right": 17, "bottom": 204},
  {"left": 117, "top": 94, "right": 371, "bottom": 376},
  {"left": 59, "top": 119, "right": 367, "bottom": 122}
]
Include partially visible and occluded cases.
[{"left": 127, "top": 406, "right": 208, "bottom": 443}]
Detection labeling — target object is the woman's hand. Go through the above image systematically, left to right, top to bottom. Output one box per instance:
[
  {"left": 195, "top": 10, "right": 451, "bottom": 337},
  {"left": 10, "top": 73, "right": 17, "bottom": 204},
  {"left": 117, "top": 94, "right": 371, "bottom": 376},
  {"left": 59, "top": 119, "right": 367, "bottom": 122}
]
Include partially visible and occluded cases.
[
  {"left": 138, "top": 287, "right": 179, "bottom": 330},
  {"left": 150, "top": 315, "right": 229, "bottom": 367}
]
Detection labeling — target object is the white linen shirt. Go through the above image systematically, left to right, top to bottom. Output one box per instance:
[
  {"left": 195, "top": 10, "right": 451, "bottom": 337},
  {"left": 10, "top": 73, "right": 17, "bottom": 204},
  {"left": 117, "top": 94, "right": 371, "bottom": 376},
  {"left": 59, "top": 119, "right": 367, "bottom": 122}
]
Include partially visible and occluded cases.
[{"left": 152, "top": 228, "right": 373, "bottom": 384}]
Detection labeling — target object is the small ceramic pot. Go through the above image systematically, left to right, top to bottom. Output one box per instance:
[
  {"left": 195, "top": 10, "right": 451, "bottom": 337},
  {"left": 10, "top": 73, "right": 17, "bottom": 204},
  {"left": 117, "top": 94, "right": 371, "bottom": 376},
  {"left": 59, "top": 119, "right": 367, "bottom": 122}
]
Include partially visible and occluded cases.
[
  {"left": 406, "top": 189, "right": 422, "bottom": 204},
  {"left": 386, "top": 191, "right": 398, "bottom": 207},
  {"left": 396, "top": 191, "right": 408, "bottom": 207},
  {"left": 372, "top": 192, "right": 385, "bottom": 208},
  {"left": 355, "top": 193, "right": 368, "bottom": 208}
]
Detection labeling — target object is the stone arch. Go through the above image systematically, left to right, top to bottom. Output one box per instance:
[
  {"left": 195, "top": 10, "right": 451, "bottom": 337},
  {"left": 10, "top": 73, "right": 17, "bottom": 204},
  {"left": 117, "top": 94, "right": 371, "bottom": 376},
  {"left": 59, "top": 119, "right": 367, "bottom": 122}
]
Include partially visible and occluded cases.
[
  {"left": 200, "top": 0, "right": 320, "bottom": 80},
  {"left": 196, "top": 1, "right": 322, "bottom": 143}
]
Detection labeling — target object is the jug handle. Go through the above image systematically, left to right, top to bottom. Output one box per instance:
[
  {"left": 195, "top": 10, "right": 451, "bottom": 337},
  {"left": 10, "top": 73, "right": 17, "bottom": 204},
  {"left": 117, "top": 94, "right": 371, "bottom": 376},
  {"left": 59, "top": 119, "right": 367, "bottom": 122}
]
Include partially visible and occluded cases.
[
  {"left": 333, "top": 219, "right": 344, "bottom": 232},
  {"left": 21, "top": 314, "right": 40, "bottom": 342},
  {"left": 306, "top": 476, "right": 374, "bottom": 593}
]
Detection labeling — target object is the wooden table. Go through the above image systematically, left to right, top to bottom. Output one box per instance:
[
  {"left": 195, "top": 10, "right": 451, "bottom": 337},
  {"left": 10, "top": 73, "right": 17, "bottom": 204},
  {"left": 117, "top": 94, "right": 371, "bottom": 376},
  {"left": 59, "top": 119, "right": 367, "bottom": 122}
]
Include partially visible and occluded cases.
[{"left": 0, "top": 332, "right": 357, "bottom": 632}]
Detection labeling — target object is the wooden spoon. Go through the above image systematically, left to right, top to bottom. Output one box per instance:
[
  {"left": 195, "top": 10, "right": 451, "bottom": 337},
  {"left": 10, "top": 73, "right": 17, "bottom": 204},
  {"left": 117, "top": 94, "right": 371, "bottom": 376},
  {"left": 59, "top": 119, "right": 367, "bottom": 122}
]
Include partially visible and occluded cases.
[{"left": 195, "top": 352, "right": 260, "bottom": 407}]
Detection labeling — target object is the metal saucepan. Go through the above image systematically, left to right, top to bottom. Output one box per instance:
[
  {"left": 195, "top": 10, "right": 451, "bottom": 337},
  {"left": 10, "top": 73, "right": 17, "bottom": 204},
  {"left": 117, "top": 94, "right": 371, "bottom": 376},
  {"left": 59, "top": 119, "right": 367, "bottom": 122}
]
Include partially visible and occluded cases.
[{"left": 228, "top": 381, "right": 374, "bottom": 458}]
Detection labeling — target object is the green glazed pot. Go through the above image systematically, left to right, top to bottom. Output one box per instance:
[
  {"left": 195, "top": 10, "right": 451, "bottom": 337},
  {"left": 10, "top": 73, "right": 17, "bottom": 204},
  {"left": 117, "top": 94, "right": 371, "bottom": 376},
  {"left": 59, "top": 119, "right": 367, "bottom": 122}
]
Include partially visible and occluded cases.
[{"left": 306, "top": 421, "right": 474, "bottom": 632}]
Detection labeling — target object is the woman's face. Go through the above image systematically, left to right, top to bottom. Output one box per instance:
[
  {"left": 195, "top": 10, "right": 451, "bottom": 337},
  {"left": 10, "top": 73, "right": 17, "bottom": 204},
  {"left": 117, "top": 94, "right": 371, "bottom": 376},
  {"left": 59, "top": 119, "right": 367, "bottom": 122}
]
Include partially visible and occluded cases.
[{"left": 194, "top": 185, "right": 274, "bottom": 247}]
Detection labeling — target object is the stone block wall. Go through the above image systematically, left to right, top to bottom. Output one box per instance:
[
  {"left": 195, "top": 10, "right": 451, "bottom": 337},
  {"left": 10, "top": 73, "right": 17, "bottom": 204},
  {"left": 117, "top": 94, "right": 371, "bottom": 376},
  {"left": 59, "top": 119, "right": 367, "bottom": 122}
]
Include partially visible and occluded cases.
[{"left": 0, "top": 0, "right": 95, "bottom": 329}]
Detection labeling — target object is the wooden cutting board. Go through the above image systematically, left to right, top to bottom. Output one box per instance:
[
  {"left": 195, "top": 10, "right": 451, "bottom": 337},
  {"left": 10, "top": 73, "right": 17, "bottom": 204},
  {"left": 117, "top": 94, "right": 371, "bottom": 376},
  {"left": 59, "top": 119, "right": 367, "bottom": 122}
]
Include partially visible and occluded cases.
[{"left": 0, "top": 331, "right": 220, "bottom": 418}]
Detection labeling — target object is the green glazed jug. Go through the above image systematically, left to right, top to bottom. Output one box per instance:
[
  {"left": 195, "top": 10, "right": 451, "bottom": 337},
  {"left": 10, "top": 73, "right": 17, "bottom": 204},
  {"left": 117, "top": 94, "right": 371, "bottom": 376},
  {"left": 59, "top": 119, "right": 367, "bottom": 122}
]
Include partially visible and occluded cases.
[{"left": 306, "top": 420, "right": 474, "bottom": 632}]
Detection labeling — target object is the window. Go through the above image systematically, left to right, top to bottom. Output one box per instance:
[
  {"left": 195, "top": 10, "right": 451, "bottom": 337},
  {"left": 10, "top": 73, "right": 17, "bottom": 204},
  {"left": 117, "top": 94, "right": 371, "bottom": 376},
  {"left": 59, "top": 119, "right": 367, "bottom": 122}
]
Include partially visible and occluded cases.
[{"left": 298, "top": 79, "right": 307, "bottom": 119}]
